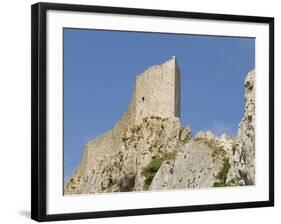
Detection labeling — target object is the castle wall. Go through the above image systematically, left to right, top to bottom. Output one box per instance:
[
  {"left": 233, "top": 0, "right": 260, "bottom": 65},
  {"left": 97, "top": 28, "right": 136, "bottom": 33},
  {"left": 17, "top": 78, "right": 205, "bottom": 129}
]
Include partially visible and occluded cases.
[{"left": 77, "top": 86, "right": 137, "bottom": 176}]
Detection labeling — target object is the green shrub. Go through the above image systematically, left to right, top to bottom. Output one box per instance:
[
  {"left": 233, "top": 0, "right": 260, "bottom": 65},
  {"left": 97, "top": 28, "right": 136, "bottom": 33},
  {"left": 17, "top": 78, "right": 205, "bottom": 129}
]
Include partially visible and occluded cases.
[
  {"left": 142, "top": 157, "right": 164, "bottom": 189},
  {"left": 212, "top": 158, "right": 230, "bottom": 187},
  {"left": 216, "top": 158, "right": 230, "bottom": 182},
  {"left": 145, "top": 159, "right": 162, "bottom": 173}
]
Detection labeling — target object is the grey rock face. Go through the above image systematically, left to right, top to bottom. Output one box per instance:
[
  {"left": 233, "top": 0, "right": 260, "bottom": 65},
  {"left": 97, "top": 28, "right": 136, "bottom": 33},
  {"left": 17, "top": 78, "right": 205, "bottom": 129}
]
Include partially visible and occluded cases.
[
  {"left": 227, "top": 70, "right": 255, "bottom": 185},
  {"left": 149, "top": 130, "right": 234, "bottom": 190},
  {"left": 150, "top": 141, "right": 224, "bottom": 190}
]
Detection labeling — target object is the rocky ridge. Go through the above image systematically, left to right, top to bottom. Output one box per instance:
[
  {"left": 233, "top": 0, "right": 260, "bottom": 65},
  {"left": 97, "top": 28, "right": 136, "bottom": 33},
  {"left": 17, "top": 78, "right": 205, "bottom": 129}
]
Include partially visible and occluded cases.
[
  {"left": 64, "top": 70, "right": 255, "bottom": 194},
  {"left": 227, "top": 70, "right": 256, "bottom": 185}
]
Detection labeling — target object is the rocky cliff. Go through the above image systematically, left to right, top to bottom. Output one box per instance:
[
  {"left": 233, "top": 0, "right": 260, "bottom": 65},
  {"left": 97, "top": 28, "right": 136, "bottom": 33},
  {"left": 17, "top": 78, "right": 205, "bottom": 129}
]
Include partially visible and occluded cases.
[
  {"left": 64, "top": 68, "right": 255, "bottom": 195},
  {"left": 227, "top": 70, "right": 256, "bottom": 185}
]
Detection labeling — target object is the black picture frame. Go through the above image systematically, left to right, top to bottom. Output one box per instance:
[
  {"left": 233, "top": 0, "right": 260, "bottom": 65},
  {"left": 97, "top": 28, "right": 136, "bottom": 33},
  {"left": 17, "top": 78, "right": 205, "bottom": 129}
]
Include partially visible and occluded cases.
[{"left": 31, "top": 2, "right": 274, "bottom": 222}]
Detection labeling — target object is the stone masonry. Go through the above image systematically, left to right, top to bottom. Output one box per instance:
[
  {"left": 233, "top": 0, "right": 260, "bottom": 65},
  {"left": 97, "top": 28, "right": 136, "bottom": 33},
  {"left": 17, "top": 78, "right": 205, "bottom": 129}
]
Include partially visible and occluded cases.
[
  {"left": 116, "top": 56, "right": 180, "bottom": 128},
  {"left": 134, "top": 56, "right": 180, "bottom": 123}
]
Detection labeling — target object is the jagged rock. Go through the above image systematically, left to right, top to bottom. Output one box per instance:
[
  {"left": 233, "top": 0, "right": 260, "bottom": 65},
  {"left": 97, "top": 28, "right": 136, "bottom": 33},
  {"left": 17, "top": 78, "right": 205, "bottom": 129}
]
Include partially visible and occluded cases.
[
  {"left": 227, "top": 70, "right": 255, "bottom": 185},
  {"left": 180, "top": 126, "right": 192, "bottom": 142},
  {"left": 195, "top": 130, "right": 216, "bottom": 141},
  {"left": 194, "top": 131, "right": 235, "bottom": 157}
]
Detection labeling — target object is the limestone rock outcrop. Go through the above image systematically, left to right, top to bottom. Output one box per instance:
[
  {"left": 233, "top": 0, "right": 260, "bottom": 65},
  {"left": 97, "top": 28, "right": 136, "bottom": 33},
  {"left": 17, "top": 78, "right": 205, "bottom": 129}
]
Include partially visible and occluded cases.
[{"left": 227, "top": 70, "right": 256, "bottom": 185}]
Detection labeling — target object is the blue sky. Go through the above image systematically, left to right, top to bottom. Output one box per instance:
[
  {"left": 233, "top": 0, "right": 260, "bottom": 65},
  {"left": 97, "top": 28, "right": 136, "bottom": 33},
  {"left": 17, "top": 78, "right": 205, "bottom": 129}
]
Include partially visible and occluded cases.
[{"left": 64, "top": 28, "right": 255, "bottom": 181}]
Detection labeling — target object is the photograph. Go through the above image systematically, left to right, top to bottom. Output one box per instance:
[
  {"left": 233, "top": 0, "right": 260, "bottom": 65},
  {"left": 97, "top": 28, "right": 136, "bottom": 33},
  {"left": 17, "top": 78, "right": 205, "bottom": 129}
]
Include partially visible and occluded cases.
[
  {"left": 30, "top": 2, "right": 274, "bottom": 221},
  {"left": 63, "top": 29, "right": 256, "bottom": 195}
]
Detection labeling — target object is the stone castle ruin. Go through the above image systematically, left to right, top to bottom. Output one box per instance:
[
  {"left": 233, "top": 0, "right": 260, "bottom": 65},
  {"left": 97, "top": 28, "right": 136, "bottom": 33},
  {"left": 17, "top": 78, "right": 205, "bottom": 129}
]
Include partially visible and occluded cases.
[
  {"left": 116, "top": 56, "right": 180, "bottom": 128},
  {"left": 65, "top": 57, "right": 255, "bottom": 194},
  {"left": 71, "top": 57, "right": 181, "bottom": 186}
]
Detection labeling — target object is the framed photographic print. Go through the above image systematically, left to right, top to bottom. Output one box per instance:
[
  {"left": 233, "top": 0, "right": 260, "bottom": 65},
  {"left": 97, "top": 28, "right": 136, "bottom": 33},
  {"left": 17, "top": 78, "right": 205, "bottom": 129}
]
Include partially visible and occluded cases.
[{"left": 31, "top": 2, "right": 274, "bottom": 222}]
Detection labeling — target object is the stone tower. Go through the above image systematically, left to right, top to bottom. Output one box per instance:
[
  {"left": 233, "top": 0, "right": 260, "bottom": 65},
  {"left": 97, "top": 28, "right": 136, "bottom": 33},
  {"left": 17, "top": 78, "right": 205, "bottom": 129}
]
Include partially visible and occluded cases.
[
  {"left": 114, "top": 56, "right": 181, "bottom": 130},
  {"left": 134, "top": 56, "right": 181, "bottom": 123}
]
